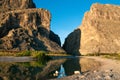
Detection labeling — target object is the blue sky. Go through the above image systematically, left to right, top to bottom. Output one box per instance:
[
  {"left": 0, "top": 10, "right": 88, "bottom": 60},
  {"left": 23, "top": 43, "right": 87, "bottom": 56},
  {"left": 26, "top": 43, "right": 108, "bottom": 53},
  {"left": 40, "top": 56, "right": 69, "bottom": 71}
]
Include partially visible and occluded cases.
[{"left": 33, "top": 0, "right": 120, "bottom": 45}]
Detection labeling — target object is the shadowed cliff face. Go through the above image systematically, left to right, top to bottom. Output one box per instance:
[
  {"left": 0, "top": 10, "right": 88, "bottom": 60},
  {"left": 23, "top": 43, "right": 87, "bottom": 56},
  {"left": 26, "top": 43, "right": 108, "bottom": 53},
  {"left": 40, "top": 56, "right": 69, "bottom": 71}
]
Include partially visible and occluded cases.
[
  {"left": 0, "top": 0, "right": 65, "bottom": 52},
  {"left": 63, "top": 3, "right": 120, "bottom": 55},
  {"left": 63, "top": 29, "right": 81, "bottom": 56},
  {"left": 49, "top": 31, "right": 61, "bottom": 46}
]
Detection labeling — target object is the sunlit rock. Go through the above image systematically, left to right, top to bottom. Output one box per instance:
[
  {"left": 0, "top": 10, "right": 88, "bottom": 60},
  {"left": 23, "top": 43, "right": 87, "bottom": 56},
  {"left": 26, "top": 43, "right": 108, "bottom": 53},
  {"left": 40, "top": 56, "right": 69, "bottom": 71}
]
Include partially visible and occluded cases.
[{"left": 63, "top": 3, "right": 120, "bottom": 55}]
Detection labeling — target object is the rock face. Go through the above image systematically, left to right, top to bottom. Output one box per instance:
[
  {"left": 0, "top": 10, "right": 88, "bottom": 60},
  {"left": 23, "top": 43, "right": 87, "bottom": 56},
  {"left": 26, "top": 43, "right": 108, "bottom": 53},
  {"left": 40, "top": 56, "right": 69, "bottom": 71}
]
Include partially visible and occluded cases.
[
  {"left": 0, "top": 0, "right": 65, "bottom": 52},
  {"left": 0, "top": 0, "right": 36, "bottom": 13},
  {"left": 63, "top": 3, "right": 120, "bottom": 55},
  {"left": 63, "top": 29, "right": 81, "bottom": 55},
  {"left": 49, "top": 31, "right": 61, "bottom": 46}
]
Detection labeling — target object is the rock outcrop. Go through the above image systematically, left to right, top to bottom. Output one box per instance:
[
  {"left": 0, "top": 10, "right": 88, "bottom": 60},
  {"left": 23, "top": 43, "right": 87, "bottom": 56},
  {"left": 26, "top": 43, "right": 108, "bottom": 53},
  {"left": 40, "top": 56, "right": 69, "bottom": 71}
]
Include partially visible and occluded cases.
[
  {"left": 0, "top": 0, "right": 65, "bottom": 52},
  {"left": 0, "top": 0, "right": 36, "bottom": 13},
  {"left": 63, "top": 3, "right": 120, "bottom": 55}
]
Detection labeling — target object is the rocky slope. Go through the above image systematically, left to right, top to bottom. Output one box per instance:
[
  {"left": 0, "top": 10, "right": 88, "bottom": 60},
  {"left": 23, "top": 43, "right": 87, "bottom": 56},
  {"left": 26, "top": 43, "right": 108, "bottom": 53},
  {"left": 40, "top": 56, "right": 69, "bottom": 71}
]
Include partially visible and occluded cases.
[
  {"left": 0, "top": 0, "right": 64, "bottom": 52},
  {"left": 63, "top": 3, "right": 120, "bottom": 55}
]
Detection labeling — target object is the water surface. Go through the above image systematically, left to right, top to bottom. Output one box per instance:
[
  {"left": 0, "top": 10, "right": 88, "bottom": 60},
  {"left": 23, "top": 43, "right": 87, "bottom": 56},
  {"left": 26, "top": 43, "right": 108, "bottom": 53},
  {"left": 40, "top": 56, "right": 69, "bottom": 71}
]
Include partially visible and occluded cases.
[{"left": 0, "top": 56, "right": 100, "bottom": 80}]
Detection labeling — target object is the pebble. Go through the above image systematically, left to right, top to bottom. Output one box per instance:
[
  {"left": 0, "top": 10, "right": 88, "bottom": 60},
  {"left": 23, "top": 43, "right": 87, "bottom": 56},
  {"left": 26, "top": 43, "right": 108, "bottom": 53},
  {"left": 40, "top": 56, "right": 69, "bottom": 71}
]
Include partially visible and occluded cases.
[
  {"left": 52, "top": 69, "right": 119, "bottom": 80},
  {"left": 94, "top": 70, "right": 97, "bottom": 73},
  {"left": 105, "top": 70, "right": 110, "bottom": 73},
  {"left": 74, "top": 71, "right": 81, "bottom": 75},
  {"left": 110, "top": 74, "right": 113, "bottom": 77},
  {"left": 80, "top": 75, "right": 85, "bottom": 79},
  {"left": 96, "top": 75, "right": 101, "bottom": 79},
  {"left": 104, "top": 76, "right": 111, "bottom": 80}
]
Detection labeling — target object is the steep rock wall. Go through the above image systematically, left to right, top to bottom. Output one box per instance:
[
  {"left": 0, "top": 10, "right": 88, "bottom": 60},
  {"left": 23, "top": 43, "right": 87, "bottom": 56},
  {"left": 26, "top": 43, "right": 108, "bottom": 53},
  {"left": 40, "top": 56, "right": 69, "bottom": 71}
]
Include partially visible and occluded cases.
[
  {"left": 63, "top": 3, "right": 120, "bottom": 55},
  {"left": 63, "top": 29, "right": 81, "bottom": 55}
]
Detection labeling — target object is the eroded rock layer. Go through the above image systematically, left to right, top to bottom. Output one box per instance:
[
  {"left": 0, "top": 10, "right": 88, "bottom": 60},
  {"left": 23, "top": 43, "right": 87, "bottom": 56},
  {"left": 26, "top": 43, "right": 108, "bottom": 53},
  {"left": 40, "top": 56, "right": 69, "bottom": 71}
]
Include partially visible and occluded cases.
[
  {"left": 0, "top": 0, "right": 64, "bottom": 52},
  {"left": 0, "top": 0, "right": 36, "bottom": 13},
  {"left": 63, "top": 3, "right": 120, "bottom": 55}
]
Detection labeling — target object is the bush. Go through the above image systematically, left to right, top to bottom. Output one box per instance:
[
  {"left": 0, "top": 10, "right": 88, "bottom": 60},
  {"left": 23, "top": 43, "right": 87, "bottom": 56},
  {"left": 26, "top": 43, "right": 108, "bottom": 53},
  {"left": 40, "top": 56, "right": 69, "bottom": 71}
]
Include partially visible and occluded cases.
[
  {"left": 16, "top": 51, "right": 31, "bottom": 56},
  {"left": 31, "top": 51, "right": 46, "bottom": 59}
]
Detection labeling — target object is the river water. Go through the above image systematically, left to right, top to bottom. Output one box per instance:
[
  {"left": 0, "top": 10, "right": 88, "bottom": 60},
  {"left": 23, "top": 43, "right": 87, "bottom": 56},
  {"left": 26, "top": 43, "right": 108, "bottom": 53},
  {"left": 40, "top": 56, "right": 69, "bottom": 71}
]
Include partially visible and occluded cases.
[{"left": 0, "top": 56, "right": 100, "bottom": 80}]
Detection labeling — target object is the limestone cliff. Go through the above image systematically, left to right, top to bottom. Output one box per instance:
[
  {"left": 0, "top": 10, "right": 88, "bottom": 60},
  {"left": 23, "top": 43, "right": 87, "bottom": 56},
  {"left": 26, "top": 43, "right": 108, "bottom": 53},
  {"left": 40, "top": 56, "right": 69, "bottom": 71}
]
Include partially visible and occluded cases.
[
  {"left": 0, "top": 0, "right": 64, "bottom": 52},
  {"left": 63, "top": 3, "right": 120, "bottom": 55}
]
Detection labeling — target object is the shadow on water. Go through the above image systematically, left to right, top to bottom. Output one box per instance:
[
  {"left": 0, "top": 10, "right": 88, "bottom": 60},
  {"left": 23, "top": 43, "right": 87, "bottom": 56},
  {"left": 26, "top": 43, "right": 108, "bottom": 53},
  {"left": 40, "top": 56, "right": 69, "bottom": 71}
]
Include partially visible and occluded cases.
[
  {"left": 55, "top": 57, "right": 81, "bottom": 78},
  {"left": 63, "top": 57, "right": 81, "bottom": 75}
]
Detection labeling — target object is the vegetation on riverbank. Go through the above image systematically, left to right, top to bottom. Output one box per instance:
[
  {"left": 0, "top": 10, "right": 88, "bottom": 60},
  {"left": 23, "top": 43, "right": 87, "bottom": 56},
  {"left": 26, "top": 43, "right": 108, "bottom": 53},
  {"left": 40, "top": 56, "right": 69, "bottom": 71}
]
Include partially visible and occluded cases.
[
  {"left": 0, "top": 51, "right": 68, "bottom": 60},
  {"left": 0, "top": 51, "right": 50, "bottom": 60},
  {"left": 85, "top": 53, "right": 120, "bottom": 60},
  {"left": 102, "top": 54, "right": 120, "bottom": 60}
]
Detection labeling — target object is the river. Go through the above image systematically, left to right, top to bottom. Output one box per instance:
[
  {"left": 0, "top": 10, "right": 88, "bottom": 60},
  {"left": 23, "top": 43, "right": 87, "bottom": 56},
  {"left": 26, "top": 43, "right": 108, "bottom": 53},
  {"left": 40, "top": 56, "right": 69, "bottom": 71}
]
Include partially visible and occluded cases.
[{"left": 0, "top": 56, "right": 100, "bottom": 80}]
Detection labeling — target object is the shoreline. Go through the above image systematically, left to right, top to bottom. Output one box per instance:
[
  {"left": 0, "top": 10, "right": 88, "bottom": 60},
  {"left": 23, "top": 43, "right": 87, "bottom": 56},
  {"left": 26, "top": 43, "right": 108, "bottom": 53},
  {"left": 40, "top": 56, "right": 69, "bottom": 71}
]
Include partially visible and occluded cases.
[
  {"left": 0, "top": 56, "right": 33, "bottom": 62},
  {"left": 52, "top": 56, "right": 120, "bottom": 80}
]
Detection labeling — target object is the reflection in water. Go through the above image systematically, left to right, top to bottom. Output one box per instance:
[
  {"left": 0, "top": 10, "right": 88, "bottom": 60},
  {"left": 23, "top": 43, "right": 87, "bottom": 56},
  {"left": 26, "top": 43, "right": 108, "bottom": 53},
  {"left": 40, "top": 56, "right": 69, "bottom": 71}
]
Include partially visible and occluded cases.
[
  {"left": 0, "top": 57, "right": 101, "bottom": 79},
  {"left": 63, "top": 57, "right": 81, "bottom": 75},
  {"left": 37, "top": 59, "right": 66, "bottom": 80},
  {"left": 0, "top": 62, "right": 43, "bottom": 80},
  {"left": 58, "top": 65, "right": 66, "bottom": 78}
]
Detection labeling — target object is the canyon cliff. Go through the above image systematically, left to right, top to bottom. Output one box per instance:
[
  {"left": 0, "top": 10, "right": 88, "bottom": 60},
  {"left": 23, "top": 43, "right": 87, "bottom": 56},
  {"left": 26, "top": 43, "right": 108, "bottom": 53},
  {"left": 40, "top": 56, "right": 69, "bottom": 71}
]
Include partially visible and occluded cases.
[
  {"left": 0, "top": 0, "right": 64, "bottom": 52},
  {"left": 63, "top": 3, "right": 120, "bottom": 55}
]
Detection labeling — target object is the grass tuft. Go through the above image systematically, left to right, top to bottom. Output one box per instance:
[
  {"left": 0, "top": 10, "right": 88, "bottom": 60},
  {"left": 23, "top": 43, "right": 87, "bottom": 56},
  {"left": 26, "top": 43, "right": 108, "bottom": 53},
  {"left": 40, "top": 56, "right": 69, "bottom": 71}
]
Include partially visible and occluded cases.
[
  {"left": 85, "top": 53, "right": 120, "bottom": 60},
  {"left": 103, "top": 53, "right": 120, "bottom": 60}
]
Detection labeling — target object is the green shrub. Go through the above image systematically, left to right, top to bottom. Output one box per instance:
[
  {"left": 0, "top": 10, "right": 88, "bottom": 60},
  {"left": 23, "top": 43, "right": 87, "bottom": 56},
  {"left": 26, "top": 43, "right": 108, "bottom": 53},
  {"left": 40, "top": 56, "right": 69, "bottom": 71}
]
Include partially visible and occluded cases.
[
  {"left": 0, "top": 51, "right": 16, "bottom": 56},
  {"left": 16, "top": 51, "right": 31, "bottom": 56},
  {"left": 31, "top": 51, "right": 46, "bottom": 59},
  {"left": 102, "top": 53, "right": 120, "bottom": 60},
  {"left": 30, "top": 61, "right": 46, "bottom": 67}
]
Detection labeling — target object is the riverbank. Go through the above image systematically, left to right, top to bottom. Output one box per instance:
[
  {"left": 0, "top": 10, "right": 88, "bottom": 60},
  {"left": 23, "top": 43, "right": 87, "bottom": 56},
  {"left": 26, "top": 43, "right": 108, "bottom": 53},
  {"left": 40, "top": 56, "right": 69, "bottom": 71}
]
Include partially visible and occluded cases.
[
  {"left": 0, "top": 51, "right": 52, "bottom": 62},
  {"left": 0, "top": 56, "right": 33, "bottom": 62},
  {"left": 52, "top": 56, "right": 120, "bottom": 80}
]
